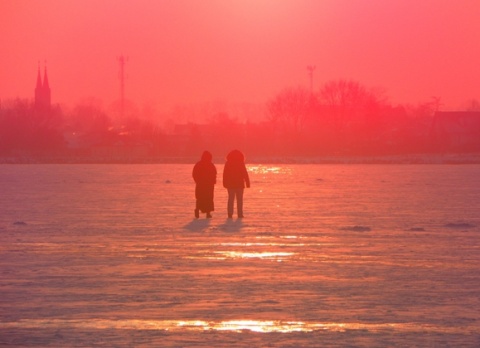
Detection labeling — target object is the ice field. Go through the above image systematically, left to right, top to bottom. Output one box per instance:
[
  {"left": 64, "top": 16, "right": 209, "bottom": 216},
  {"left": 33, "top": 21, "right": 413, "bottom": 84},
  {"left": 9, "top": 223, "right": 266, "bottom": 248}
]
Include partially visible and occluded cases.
[{"left": 1, "top": 163, "right": 479, "bottom": 347}]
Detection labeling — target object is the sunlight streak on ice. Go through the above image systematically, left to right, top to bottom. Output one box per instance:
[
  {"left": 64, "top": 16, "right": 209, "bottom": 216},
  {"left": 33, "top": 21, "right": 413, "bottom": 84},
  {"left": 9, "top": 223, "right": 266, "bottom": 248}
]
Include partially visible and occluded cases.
[
  {"left": 247, "top": 165, "right": 289, "bottom": 175},
  {"left": 218, "top": 242, "right": 305, "bottom": 247},
  {"left": 213, "top": 251, "right": 294, "bottom": 260},
  {"left": 1, "top": 319, "right": 475, "bottom": 334}
]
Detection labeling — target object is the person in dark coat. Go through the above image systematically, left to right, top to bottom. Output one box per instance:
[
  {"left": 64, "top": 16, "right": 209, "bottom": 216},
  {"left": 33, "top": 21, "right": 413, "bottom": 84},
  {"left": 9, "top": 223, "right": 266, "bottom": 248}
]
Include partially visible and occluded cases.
[
  {"left": 222, "top": 149, "right": 250, "bottom": 218},
  {"left": 192, "top": 151, "right": 217, "bottom": 218}
]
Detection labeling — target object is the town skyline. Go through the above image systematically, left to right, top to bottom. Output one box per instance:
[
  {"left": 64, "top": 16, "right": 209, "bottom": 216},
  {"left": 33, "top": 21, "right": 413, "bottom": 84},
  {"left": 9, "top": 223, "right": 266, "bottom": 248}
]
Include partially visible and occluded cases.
[{"left": 2, "top": 64, "right": 480, "bottom": 163}]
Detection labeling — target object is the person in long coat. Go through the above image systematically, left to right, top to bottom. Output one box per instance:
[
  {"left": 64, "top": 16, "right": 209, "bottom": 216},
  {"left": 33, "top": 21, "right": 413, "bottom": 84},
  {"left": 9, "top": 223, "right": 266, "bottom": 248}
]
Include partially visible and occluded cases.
[
  {"left": 222, "top": 149, "right": 250, "bottom": 218},
  {"left": 192, "top": 151, "right": 217, "bottom": 218}
]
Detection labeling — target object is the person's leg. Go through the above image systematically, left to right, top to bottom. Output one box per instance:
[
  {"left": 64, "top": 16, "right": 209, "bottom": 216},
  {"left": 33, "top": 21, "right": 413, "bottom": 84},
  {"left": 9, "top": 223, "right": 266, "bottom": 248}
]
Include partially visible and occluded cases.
[
  {"left": 206, "top": 185, "right": 214, "bottom": 218},
  {"left": 195, "top": 186, "right": 200, "bottom": 218},
  {"left": 237, "top": 188, "right": 244, "bottom": 217},
  {"left": 227, "top": 189, "right": 235, "bottom": 218}
]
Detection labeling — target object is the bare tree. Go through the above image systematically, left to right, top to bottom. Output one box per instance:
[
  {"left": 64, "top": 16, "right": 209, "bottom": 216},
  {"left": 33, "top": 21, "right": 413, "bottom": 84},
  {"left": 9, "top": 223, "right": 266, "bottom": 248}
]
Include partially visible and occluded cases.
[
  {"left": 319, "top": 79, "right": 388, "bottom": 153},
  {"left": 320, "top": 80, "right": 373, "bottom": 130},
  {"left": 267, "top": 86, "right": 318, "bottom": 154},
  {"left": 268, "top": 87, "right": 316, "bottom": 134}
]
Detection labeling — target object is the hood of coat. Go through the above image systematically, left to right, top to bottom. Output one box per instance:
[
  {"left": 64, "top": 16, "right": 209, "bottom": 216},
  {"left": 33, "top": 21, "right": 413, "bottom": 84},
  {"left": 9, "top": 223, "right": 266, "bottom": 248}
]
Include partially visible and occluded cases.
[
  {"left": 226, "top": 149, "right": 245, "bottom": 162},
  {"left": 201, "top": 151, "right": 213, "bottom": 162}
]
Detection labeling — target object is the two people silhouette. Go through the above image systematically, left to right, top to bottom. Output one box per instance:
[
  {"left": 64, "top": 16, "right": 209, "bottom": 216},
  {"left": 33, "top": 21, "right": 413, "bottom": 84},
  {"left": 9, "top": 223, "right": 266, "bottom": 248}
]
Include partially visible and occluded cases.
[{"left": 193, "top": 150, "right": 250, "bottom": 219}]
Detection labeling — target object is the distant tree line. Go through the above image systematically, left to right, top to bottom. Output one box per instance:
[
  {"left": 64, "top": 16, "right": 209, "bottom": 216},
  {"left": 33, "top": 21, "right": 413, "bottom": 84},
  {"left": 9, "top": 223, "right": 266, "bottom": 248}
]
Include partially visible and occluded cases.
[{"left": 1, "top": 79, "right": 479, "bottom": 162}]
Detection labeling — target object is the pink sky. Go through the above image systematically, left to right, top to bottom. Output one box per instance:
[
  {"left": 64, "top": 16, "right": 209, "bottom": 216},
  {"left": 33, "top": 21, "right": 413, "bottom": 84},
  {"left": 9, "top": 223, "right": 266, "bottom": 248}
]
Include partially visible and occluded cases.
[{"left": 1, "top": 0, "right": 480, "bottom": 115}]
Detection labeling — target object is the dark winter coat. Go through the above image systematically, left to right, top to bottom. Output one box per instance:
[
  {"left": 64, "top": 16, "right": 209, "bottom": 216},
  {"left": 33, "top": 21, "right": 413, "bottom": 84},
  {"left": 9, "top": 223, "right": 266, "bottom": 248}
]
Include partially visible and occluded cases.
[
  {"left": 222, "top": 150, "right": 250, "bottom": 189},
  {"left": 193, "top": 151, "right": 217, "bottom": 212},
  {"left": 193, "top": 159, "right": 217, "bottom": 187}
]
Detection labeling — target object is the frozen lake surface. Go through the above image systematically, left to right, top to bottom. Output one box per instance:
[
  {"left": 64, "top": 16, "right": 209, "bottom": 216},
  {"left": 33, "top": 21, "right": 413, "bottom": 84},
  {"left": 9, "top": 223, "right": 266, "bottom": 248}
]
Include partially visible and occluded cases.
[{"left": 1, "top": 164, "right": 480, "bottom": 347}]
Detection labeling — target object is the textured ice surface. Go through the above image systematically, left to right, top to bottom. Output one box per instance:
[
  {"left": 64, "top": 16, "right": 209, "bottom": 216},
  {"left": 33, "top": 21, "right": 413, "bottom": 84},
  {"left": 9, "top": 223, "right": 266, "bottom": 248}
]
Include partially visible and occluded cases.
[{"left": 1, "top": 164, "right": 479, "bottom": 347}]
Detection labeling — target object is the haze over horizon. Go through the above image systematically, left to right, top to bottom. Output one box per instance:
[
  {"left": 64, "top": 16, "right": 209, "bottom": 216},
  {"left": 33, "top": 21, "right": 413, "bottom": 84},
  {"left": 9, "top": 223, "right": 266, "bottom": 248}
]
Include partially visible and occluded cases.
[{"left": 2, "top": 0, "right": 480, "bottom": 117}]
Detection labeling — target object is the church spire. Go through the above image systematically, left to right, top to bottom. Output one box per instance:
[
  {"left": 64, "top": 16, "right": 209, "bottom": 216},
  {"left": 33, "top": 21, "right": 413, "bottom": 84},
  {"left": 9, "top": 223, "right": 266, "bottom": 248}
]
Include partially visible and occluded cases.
[
  {"left": 34, "top": 61, "right": 51, "bottom": 111},
  {"left": 35, "top": 63, "right": 43, "bottom": 109},
  {"left": 35, "top": 63, "right": 43, "bottom": 92},
  {"left": 42, "top": 64, "right": 51, "bottom": 107},
  {"left": 43, "top": 65, "right": 50, "bottom": 90}
]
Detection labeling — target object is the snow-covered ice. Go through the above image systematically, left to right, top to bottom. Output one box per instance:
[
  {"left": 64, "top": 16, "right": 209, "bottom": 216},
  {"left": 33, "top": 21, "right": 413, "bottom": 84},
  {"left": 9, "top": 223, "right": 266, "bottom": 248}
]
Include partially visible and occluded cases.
[{"left": 1, "top": 164, "right": 479, "bottom": 347}]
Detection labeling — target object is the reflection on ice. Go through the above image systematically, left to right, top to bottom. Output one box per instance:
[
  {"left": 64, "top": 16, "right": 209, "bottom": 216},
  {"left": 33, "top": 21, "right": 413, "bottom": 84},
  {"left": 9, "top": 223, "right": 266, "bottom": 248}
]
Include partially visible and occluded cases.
[
  {"left": 248, "top": 165, "right": 290, "bottom": 175},
  {"left": 185, "top": 238, "right": 330, "bottom": 261},
  {"left": 219, "top": 242, "right": 304, "bottom": 247},
  {"left": 213, "top": 251, "right": 294, "bottom": 260},
  {"left": 2, "top": 319, "right": 474, "bottom": 334},
  {"left": 216, "top": 320, "right": 306, "bottom": 332}
]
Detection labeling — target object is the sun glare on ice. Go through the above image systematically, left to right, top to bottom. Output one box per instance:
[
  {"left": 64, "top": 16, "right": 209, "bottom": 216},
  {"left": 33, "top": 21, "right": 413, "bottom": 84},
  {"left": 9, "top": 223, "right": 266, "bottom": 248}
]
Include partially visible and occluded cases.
[
  {"left": 213, "top": 251, "right": 294, "bottom": 260},
  {"left": 3, "top": 319, "right": 473, "bottom": 335}
]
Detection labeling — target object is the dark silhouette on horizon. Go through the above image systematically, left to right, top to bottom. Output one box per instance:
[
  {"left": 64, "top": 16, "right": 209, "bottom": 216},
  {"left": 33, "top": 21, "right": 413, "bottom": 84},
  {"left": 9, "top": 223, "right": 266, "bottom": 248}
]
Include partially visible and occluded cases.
[
  {"left": 35, "top": 63, "right": 51, "bottom": 112},
  {"left": 1, "top": 69, "right": 480, "bottom": 162},
  {"left": 223, "top": 149, "right": 250, "bottom": 218},
  {"left": 192, "top": 151, "right": 217, "bottom": 219}
]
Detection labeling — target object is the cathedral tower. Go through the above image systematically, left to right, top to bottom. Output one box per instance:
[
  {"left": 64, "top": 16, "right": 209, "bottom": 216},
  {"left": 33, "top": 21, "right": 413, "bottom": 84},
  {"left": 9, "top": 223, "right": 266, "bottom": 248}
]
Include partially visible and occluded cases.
[{"left": 35, "top": 63, "right": 51, "bottom": 110}]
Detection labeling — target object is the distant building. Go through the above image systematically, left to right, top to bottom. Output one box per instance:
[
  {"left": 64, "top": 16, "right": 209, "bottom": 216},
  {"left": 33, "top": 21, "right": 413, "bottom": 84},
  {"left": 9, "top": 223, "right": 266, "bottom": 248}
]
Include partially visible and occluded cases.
[
  {"left": 35, "top": 64, "right": 51, "bottom": 111},
  {"left": 430, "top": 111, "right": 480, "bottom": 151}
]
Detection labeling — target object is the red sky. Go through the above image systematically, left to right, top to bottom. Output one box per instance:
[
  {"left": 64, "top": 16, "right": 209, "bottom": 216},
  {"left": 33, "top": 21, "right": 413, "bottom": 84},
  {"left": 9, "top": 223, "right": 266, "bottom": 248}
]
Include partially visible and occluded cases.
[{"left": 2, "top": 0, "right": 480, "bottom": 116}]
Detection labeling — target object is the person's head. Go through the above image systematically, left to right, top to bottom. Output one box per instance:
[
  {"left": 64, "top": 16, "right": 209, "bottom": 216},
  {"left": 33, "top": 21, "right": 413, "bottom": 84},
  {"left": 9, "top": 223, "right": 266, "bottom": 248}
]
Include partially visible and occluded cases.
[
  {"left": 226, "top": 149, "right": 245, "bottom": 162},
  {"left": 201, "top": 150, "right": 213, "bottom": 162}
]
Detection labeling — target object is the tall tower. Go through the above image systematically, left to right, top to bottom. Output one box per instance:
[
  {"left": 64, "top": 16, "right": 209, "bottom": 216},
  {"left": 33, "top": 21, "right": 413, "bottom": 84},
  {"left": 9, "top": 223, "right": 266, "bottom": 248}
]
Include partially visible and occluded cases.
[
  {"left": 34, "top": 62, "right": 51, "bottom": 111},
  {"left": 35, "top": 64, "right": 43, "bottom": 109},
  {"left": 42, "top": 65, "right": 51, "bottom": 107}
]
